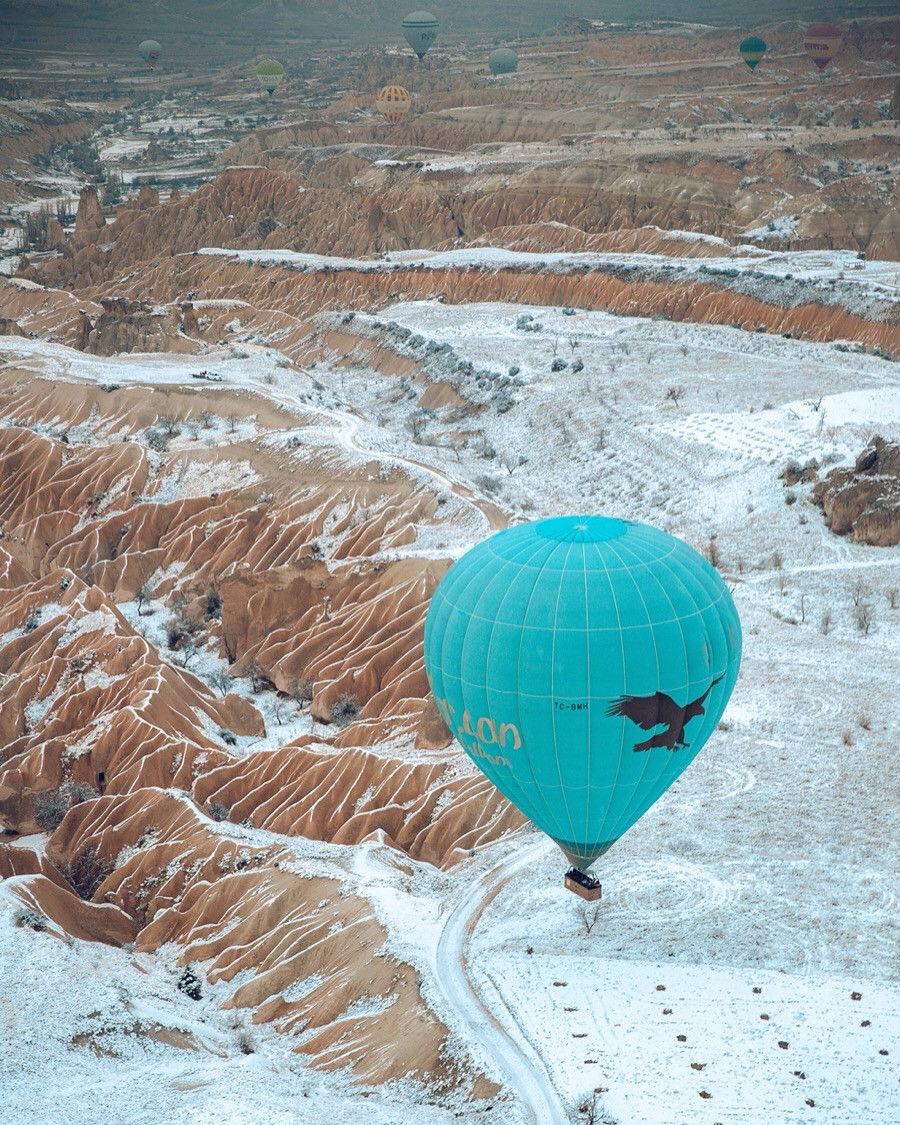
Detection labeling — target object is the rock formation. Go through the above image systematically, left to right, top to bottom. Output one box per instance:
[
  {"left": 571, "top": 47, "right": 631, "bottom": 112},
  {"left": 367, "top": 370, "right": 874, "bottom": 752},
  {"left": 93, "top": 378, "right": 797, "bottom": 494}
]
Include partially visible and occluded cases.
[{"left": 813, "top": 436, "right": 900, "bottom": 546}]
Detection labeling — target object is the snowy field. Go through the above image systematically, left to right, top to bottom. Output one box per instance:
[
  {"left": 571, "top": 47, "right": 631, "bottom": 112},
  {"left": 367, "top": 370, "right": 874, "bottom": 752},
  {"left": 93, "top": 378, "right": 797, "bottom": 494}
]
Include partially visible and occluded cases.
[{"left": 1, "top": 281, "right": 898, "bottom": 1123}]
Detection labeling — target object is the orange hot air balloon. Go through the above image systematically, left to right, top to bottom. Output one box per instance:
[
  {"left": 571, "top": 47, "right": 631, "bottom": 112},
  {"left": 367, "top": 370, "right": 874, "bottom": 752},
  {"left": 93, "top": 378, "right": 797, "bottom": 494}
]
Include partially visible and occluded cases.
[
  {"left": 804, "top": 23, "right": 842, "bottom": 70},
  {"left": 376, "top": 85, "right": 411, "bottom": 125}
]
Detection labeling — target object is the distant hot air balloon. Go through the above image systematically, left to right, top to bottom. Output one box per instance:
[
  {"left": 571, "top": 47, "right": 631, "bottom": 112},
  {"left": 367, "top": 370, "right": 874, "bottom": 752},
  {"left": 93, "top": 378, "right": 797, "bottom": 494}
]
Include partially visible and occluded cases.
[
  {"left": 402, "top": 11, "right": 439, "bottom": 60},
  {"left": 804, "top": 23, "right": 842, "bottom": 69},
  {"left": 739, "top": 36, "right": 767, "bottom": 71},
  {"left": 138, "top": 39, "right": 162, "bottom": 69},
  {"left": 489, "top": 48, "right": 518, "bottom": 76},
  {"left": 255, "top": 58, "right": 285, "bottom": 95},
  {"left": 376, "top": 85, "right": 411, "bottom": 125},
  {"left": 424, "top": 516, "right": 742, "bottom": 873}
]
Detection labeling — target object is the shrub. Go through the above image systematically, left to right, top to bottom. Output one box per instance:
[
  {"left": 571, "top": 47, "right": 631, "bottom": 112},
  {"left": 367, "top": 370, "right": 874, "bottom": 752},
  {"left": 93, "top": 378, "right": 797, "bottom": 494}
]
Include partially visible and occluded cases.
[
  {"left": 145, "top": 428, "right": 169, "bottom": 452},
  {"left": 473, "top": 474, "right": 501, "bottom": 495},
  {"left": 204, "top": 588, "right": 222, "bottom": 620},
  {"left": 330, "top": 693, "right": 360, "bottom": 728},
  {"left": 218, "top": 728, "right": 237, "bottom": 746},
  {"left": 32, "top": 787, "right": 71, "bottom": 832},
  {"left": 207, "top": 801, "right": 230, "bottom": 822},
  {"left": 61, "top": 846, "right": 113, "bottom": 899},
  {"left": 15, "top": 909, "right": 48, "bottom": 931},
  {"left": 177, "top": 966, "right": 202, "bottom": 1001}
]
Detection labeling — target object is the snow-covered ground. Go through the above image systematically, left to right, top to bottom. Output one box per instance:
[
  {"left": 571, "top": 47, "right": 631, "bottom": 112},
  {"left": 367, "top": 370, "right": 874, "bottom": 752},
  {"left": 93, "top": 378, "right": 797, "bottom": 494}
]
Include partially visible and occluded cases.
[
  {"left": 197, "top": 243, "right": 900, "bottom": 303},
  {"left": 1, "top": 278, "right": 898, "bottom": 1123}
]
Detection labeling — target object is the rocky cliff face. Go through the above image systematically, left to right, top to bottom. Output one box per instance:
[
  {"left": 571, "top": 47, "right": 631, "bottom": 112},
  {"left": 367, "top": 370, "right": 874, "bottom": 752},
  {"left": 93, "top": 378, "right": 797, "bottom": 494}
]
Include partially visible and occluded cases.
[
  {"left": 0, "top": 101, "right": 96, "bottom": 204},
  {"left": 0, "top": 384, "right": 517, "bottom": 1089},
  {"left": 813, "top": 436, "right": 900, "bottom": 546}
]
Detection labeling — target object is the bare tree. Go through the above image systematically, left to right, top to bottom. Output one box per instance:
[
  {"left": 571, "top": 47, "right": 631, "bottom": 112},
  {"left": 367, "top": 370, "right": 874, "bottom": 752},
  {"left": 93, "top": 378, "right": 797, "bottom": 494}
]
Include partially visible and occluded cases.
[
  {"left": 665, "top": 385, "right": 685, "bottom": 407},
  {"left": 502, "top": 454, "right": 528, "bottom": 475},
  {"left": 136, "top": 582, "right": 154, "bottom": 616},
  {"left": 886, "top": 587, "right": 898, "bottom": 610},
  {"left": 854, "top": 602, "right": 873, "bottom": 635},
  {"left": 819, "top": 610, "right": 832, "bottom": 636},
  {"left": 174, "top": 638, "right": 198, "bottom": 667},
  {"left": 246, "top": 660, "right": 267, "bottom": 693},
  {"left": 208, "top": 667, "right": 233, "bottom": 698},
  {"left": 288, "top": 678, "right": 314, "bottom": 706},
  {"left": 579, "top": 903, "right": 603, "bottom": 935},
  {"left": 578, "top": 1092, "right": 602, "bottom": 1124}
]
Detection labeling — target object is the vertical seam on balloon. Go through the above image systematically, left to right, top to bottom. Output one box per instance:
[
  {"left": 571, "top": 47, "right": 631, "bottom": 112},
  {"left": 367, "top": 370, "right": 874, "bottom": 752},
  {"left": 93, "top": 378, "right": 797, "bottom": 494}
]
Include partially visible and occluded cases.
[
  {"left": 453, "top": 531, "right": 565, "bottom": 835},
  {"left": 599, "top": 533, "right": 687, "bottom": 848},
  {"left": 589, "top": 534, "right": 662, "bottom": 855},
  {"left": 442, "top": 535, "right": 549, "bottom": 829},
  {"left": 484, "top": 535, "right": 564, "bottom": 834},
  {"left": 582, "top": 536, "right": 627, "bottom": 861},
  {"left": 582, "top": 536, "right": 592, "bottom": 862},
  {"left": 550, "top": 537, "right": 581, "bottom": 856},
  {"left": 645, "top": 549, "right": 731, "bottom": 813}
]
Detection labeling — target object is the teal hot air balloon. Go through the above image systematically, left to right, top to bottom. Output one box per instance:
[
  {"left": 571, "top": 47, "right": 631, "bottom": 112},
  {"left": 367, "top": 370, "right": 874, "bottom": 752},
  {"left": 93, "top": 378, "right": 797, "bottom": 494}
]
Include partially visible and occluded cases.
[
  {"left": 402, "top": 11, "right": 439, "bottom": 59},
  {"left": 739, "top": 36, "right": 767, "bottom": 70},
  {"left": 138, "top": 39, "right": 162, "bottom": 69},
  {"left": 489, "top": 47, "right": 518, "bottom": 76},
  {"left": 424, "top": 516, "right": 741, "bottom": 870}
]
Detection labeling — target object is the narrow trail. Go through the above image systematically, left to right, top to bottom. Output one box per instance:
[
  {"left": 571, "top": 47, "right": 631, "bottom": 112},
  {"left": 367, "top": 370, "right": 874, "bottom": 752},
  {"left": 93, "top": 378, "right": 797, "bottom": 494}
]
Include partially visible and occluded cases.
[{"left": 434, "top": 840, "right": 571, "bottom": 1125}]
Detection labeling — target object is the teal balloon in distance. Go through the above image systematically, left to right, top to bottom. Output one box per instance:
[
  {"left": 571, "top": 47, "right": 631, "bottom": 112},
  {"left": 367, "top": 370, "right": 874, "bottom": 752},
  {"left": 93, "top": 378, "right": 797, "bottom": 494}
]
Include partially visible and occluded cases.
[
  {"left": 402, "top": 11, "right": 439, "bottom": 59},
  {"left": 138, "top": 39, "right": 162, "bottom": 68},
  {"left": 489, "top": 48, "right": 518, "bottom": 75},
  {"left": 424, "top": 516, "right": 741, "bottom": 868}
]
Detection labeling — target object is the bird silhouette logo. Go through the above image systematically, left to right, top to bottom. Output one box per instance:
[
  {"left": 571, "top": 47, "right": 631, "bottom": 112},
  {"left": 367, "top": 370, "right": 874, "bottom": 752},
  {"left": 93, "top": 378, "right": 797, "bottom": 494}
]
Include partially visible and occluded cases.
[{"left": 606, "top": 674, "right": 724, "bottom": 752}]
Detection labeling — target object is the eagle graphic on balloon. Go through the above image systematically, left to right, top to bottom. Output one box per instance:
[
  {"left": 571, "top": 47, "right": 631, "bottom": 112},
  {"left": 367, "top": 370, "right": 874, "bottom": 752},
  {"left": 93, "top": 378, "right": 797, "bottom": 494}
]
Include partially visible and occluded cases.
[
  {"left": 424, "top": 516, "right": 742, "bottom": 885},
  {"left": 607, "top": 674, "right": 725, "bottom": 753}
]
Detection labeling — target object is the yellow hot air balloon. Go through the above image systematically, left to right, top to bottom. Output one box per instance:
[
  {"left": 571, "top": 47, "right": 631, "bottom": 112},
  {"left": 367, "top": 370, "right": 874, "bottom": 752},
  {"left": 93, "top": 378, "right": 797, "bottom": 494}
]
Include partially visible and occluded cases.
[{"left": 376, "top": 85, "right": 411, "bottom": 125}]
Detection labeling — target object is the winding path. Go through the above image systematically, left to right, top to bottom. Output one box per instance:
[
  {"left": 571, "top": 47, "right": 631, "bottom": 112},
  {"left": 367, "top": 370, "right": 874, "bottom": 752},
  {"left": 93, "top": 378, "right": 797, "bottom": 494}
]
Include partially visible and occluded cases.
[
  {"left": 253, "top": 375, "right": 508, "bottom": 531},
  {"left": 434, "top": 840, "right": 571, "bottom": 1125}
]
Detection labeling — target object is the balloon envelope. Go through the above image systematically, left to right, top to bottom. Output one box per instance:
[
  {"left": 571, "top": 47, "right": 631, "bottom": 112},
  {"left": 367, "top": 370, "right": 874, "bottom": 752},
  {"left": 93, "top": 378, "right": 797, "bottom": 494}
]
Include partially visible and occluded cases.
[
  {"left": 402, "top": 11, "right": 439, "bottom": 59},
  {"left": 804, "top": 23, "right": 842, "bottom": 69},
  {"left": 739, "top": 36, "right": 767, "bottom": 70},
  {"left": 138, "top": 39, "right": 161, "bottom": 68},
  {"left": 489, "top": 48, "right": 519, "bottom": 75},
  {"left": 255, "top": 59, "right": 285, "bottom": 94},
  {"left": 376, "top": 85, "right": 411, "bottom": 124},
  {"left": 424, "top": 516, "right": 741, "bottom": 868}
]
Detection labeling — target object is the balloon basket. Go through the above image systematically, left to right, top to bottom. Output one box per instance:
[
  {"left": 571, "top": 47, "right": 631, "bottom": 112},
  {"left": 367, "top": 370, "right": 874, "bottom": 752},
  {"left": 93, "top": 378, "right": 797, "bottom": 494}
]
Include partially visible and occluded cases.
[{"left": 564, "top": 867, "right": 602, "bottom": 902}]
